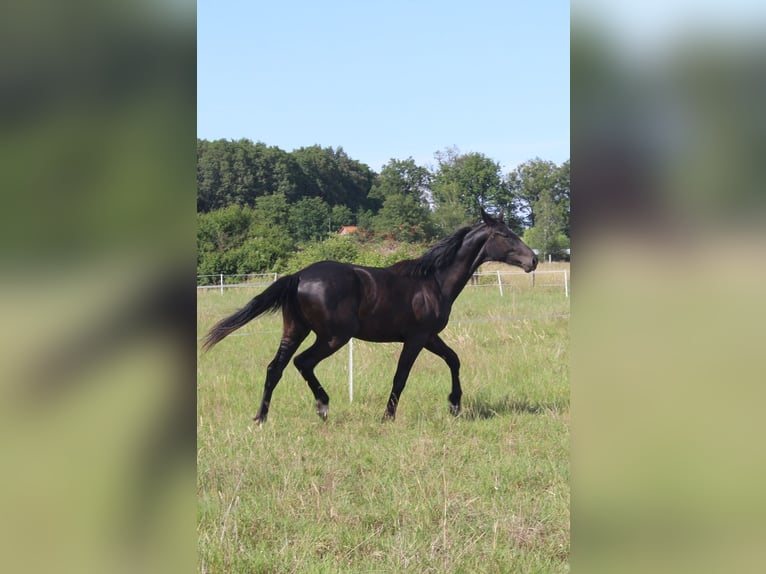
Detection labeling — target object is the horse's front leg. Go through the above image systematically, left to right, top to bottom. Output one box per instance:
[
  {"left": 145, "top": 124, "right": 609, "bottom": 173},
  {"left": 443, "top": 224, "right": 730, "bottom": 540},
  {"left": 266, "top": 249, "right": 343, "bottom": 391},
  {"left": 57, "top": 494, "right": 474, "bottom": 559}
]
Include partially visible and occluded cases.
[{"left": 384, "top": 339, "right": 426, "bottom": 420}]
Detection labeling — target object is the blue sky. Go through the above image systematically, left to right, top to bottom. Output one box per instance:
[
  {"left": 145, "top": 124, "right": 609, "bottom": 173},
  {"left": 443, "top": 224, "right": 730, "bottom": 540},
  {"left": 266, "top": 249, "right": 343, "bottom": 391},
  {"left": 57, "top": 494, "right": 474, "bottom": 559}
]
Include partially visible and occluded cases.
[{"left": 198, "top": 0, "right": 569, "bottom": 173}]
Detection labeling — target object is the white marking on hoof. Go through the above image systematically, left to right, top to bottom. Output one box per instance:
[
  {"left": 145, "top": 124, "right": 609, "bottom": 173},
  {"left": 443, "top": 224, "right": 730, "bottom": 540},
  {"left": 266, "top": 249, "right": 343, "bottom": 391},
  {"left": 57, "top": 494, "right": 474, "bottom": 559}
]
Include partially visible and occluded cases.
[
  {"left": 316, "top": 401, "right": 329, "bottom": 421},
  {"left": 449, "top": 403, "right": 461, "bottom": 417}
]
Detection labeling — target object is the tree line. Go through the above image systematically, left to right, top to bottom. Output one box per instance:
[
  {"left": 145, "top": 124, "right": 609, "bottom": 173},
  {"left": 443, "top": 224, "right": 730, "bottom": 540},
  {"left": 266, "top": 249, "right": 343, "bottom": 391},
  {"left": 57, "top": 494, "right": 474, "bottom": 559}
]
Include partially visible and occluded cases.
[{"left": 198, "top": 138, "right": 569, "bottom": 280}]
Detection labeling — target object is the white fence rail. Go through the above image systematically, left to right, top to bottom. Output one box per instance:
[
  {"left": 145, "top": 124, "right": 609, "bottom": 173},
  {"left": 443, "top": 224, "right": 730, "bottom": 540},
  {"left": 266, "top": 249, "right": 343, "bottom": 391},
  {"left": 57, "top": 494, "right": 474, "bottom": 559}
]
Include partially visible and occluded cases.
[
  {"left": 198, "top": 269, "right": 569, "bottom": 297},
  {"left": 470, "top": 269, "right": 569, "bottom": 297},
  {"left": 197, "top": 273, "right": 280, "bottom": 294}
]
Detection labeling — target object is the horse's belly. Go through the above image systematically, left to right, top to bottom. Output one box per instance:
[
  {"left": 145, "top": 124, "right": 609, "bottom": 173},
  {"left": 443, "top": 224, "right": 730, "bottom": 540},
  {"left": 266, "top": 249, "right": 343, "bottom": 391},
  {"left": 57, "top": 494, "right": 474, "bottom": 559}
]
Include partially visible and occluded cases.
[
  {"left": 354, "top": 304, "right": 444, "bottom": 343},
  {"left": 354, "top": 317, "right": 405, "bottom": 343}
]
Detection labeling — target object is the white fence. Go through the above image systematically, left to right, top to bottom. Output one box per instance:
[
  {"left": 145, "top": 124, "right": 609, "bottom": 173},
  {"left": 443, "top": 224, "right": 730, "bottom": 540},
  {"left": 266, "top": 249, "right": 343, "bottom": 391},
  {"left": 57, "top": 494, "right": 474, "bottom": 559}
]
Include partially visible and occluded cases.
[
  {"left": 198, "top": 269, "right": 569, "bottom": 297},
  {"left": 470, "top": 269, "right": 569, "bottom": 297},
  {"left": 197, "top": 273, "right": 280, "bottom": 294}
]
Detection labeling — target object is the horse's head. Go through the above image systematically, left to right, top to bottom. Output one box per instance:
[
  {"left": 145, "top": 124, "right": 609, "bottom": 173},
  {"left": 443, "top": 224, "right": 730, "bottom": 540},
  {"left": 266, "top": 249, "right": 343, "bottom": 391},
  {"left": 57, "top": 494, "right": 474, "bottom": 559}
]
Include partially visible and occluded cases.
[{"left": 480, "top": 209, "right": 538, "bottom": 273}]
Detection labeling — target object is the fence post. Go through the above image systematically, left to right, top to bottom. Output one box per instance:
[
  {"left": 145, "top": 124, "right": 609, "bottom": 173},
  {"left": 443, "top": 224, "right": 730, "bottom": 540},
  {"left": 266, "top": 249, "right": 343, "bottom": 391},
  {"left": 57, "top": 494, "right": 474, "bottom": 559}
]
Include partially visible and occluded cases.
[
  {"left": 496, "top": 270, "right": 504, "bottom": 297},
  {"left": 564, "top": 270, "right": 569, "bottom": 298},
  {"left": 531, "top": 271, "right": 535, "bottom": 287},
  {"left": 274, "top": 272, "right": 277, "bottom": 282},
  {"left": 220, "top": 273, "right": 223, "bottom": 295},
  {"left": 348, "top": 338, "right": 354, "bottom": 403}
]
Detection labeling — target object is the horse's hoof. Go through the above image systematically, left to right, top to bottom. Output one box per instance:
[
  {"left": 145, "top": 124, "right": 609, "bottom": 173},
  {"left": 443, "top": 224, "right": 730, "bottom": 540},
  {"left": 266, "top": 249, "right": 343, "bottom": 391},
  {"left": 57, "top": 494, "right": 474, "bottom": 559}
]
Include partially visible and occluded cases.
[
  {"left": 254, "top": 401, "right": 269, "bottom": 425},
  {"left": 316, "top": 401, "right": 329, "bottom": 421},
  {"left": 449, "top": 403, "right": 461, "bottom": 417},
  {"left": 381, "top": 411, "right": 396, "bottom": 422}
]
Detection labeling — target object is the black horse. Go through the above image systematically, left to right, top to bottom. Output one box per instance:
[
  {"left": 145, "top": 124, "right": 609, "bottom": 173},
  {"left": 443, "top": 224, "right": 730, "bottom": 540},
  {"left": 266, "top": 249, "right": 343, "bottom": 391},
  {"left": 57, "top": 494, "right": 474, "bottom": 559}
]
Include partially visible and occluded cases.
[{"left": 202, "top": 209, "right": 538, "bottom": 423}]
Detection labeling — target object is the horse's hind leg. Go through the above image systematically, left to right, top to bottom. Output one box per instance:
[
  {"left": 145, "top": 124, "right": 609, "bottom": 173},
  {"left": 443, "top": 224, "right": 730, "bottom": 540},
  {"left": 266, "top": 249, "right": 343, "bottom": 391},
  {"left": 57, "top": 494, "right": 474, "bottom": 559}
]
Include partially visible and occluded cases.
[
  {"left": 255, "top": 326, "right": 309, "bottom": 425},
  {"left": 425, "top": 335, "right": 462, "bottom": 416},
  {"left": 293, "top": 336, "right": 349, "bottom": 420}
]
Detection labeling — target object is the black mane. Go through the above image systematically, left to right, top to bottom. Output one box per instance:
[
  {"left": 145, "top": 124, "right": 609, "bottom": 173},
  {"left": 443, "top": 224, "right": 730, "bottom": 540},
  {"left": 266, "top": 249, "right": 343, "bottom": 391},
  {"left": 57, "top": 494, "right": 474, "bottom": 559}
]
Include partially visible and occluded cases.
[{"left": 388, "top": 225, "right": 475, "bottom": 277}]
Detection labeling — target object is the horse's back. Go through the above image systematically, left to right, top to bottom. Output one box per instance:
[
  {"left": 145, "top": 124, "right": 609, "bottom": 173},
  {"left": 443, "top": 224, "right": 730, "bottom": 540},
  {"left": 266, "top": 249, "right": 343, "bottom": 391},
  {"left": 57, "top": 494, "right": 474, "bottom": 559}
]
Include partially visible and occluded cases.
[{"left": 299, "top": 260, "right": 368, "bottom": 280}]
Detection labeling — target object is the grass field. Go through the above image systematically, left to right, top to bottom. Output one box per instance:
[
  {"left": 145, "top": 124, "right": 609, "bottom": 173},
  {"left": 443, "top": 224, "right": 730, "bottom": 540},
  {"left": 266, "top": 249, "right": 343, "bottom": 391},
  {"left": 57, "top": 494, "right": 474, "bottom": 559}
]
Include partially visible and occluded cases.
[{"left": 198, "top": 263, "right": 570, "bottom": 573}]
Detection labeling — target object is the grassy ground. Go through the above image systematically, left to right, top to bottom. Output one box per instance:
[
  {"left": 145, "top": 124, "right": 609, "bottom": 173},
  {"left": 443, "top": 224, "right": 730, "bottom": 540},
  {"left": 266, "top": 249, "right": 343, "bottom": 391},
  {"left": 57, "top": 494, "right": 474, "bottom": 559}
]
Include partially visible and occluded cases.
[{"left": 198, "top": 263, "right": 569, "bottom": 573}]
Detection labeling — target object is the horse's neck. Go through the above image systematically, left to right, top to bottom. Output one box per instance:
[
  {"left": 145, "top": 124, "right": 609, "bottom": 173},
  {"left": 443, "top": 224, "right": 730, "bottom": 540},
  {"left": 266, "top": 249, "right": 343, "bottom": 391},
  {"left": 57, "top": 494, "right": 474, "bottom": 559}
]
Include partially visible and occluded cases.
[{"left": 436, "top": 227, "right": 488, "bottom": 302}]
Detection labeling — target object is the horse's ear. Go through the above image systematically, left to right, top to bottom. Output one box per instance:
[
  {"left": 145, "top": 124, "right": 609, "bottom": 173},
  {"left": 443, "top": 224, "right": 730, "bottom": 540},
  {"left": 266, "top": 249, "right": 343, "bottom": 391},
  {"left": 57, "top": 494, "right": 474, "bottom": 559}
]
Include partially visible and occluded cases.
[{"left": 480, "top": 208, "right": 494, "bottom": 225}]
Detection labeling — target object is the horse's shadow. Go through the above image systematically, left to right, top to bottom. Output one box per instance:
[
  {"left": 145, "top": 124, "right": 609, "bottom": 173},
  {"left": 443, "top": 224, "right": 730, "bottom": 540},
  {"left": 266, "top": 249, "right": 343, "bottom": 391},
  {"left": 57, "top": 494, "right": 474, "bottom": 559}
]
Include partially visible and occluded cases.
[{"left": 461, "top": 396, "right": 567, "bottom": 420}]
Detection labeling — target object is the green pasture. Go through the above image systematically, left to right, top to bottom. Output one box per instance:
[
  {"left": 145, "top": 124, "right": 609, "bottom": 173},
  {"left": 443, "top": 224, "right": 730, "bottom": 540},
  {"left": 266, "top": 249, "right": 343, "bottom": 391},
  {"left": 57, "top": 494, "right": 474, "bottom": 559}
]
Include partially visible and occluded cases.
[{"left": 198, "top": 264, "right": 570, "bottom": 573}]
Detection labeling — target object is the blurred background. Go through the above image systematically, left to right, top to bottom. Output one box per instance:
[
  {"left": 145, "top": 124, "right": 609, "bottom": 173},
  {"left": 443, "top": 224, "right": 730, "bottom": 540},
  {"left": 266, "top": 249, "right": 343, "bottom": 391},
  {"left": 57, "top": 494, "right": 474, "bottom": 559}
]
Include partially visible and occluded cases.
[
  {"left": 0, "top": 1, "right": 195, "bottom": 573},
  {"left": 3, "top": 1, "right": 766, "bottom": 572},
  {"left": 572, "top": 1, "right": 766, "bottom": 572}
]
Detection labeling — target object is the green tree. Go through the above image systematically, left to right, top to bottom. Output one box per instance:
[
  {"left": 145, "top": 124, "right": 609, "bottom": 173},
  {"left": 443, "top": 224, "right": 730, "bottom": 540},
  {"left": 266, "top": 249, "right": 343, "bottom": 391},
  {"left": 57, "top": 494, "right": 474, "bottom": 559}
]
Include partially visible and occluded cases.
[
  {"left": 197, "top": 139, "right": 294, "bottom": 212},
  {"left": 197, "top": 139, "right": 225, "bottom": 212},
  {"left": 291, "top": 145, "right": 376, "bottom": 212},
  {"left": 430, "top": 147, "right": 509, "bottom": 233},
  {"left": 367, "top": 157, "right": 435, "bottom": 240},
  {"left": 369, "top": 158, "right": 432, "bottom": 205},
  {"left": 507, "top": 158, "right": 561, "bottom": 228},
  {"left": 507, "top": 158, "right": 570, "bottom": 259},
  {"left": 556, "top": 160, "right": 570, "bottom": 238},
  {"left": 523, "top": 188, "right": 568, "bottom": 260},
  {"left": 252, "top": 192, "right": 290, "bottom": 229},
  {"left": 246, "top": 193, "right": 295, "bottom": 271},
  {"left": 371, "top": 193, "right": 434, "bottom": 241},
  {"left": 430, "top": 194, "right": 474, "bottom": 236},
  {"left": 288, "top": 196, "right": 331, "bottom": 242},
  {"left": 197, "top": 199, "right": 299, "bottom": 276},
  {"left": 197, "top": 204, "right": 254, "bottom": 253},
  {"left": 197, "top": 204, "right": 255, "bottom": 280},
  {"left": 330, "top": 205, "right": 354, "bottom": 230},
  {"left": 355, "top": 208, "right": 375, "bottom": 232},
  {"left": 236, "top": 234, "right": 294, "bottom": 273},
  {"left": 283, "top": 234, "right": 360, "bottom": 273},
  {"left": 197, "top": 250, "right": 241, "bottom": 280}
]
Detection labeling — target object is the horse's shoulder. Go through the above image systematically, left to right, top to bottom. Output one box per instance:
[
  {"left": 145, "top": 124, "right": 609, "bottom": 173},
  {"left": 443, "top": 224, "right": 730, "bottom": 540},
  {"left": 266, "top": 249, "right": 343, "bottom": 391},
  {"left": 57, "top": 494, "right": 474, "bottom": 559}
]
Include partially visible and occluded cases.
[{"left": 411, "top": 288, "right": 441, "bottom": 321}]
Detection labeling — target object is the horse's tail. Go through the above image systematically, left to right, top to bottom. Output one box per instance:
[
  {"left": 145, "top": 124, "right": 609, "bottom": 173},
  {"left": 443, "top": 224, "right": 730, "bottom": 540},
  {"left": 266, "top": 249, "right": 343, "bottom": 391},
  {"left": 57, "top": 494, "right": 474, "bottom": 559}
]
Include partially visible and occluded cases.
[{"left": 201, "top": 274, "right": 299, "bottom": 352}]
